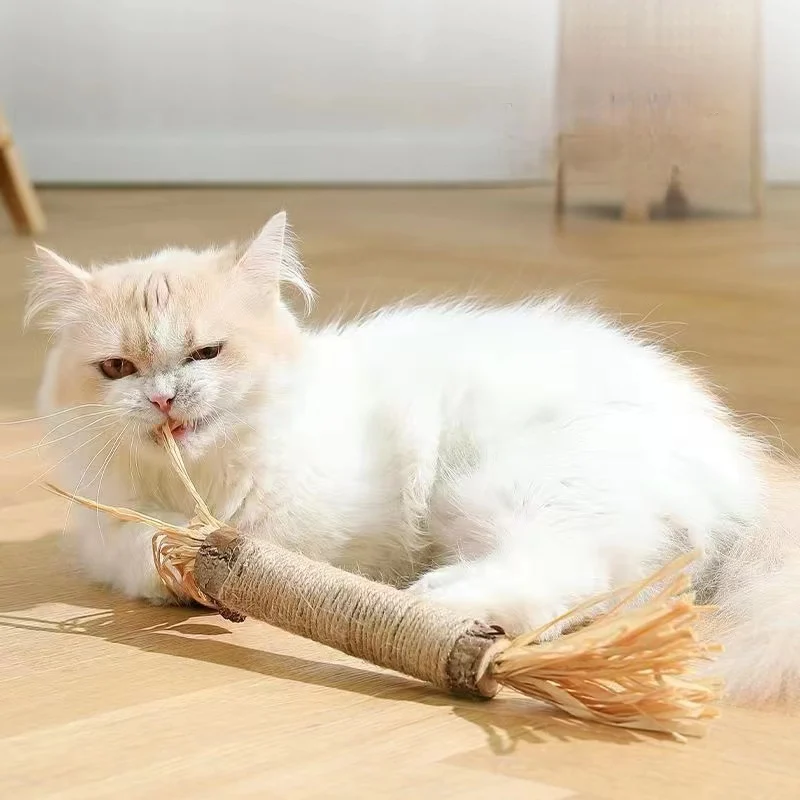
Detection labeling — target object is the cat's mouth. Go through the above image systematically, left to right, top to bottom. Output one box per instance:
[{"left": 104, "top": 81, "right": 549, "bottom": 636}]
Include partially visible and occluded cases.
[
  {"left": 153, "top": 415, "right": 209, "bottom": 443},
  {"left": 168, "top": 419, "right": 197, "bottom": 439}
]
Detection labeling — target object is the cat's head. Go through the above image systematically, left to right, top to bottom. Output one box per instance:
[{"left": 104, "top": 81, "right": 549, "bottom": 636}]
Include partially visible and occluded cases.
[{"left": 25, "top": 211, "right": 313, "bottom": 460}]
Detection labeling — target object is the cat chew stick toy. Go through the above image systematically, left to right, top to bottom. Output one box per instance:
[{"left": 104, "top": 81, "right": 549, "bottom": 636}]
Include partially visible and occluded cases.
[{"left": 46, "top": 427, "right": 722, "bottom": 740}]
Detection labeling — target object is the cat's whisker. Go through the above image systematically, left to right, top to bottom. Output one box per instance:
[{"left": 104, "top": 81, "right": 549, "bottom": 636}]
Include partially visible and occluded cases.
[
  {"left": 0, "top": 403, "right": 116, "bottom": 427},
  {"left": 41, "top": 405, "right": 135, "bottom": 448},
  {"left": 39, "top": 408, "right": 126, "bottom": 441},
  {"left": 200, "top": 408, "right": 230, "bottom": 450},
  {"left": 210, "top": 409, "right": 250, "bottom": 452},
  {"left": 213, "top": 410, "right": 238, "bottom": 449},
  {"left": 227, "top": 410, "right": 255, "bottom": 435},
  {"left": 3, "top": 413, "right": 123, "bottom": 460},
  {"left": 125, "top": 422, "right": 145, "bottom": 485},
  {"left": 53, "top": 423, "right": 131, "bottom": 543},
  {"left": 85, "top": 423, "right": 131, "bottom": 491},
  {"left": 20, "top": 424, "right": 126, "bottom": 495},
  {"left": 92, "top": 424, "right": 131, "bottom": 530},
  {"left": 57, "top": 427, "right": 127, "bottom": 543},
  {"left": 131, "top": 427, "right": 145, "bottom": 485},
  {"left": 128, "top": 428, "right": 136, "bottom": 486}
]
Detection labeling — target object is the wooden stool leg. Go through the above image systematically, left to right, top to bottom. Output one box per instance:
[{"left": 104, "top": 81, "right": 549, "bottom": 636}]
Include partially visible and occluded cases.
[
  {"left": 0, "top": 112, "right": 46, "bottom": 236},
  {"left": 750, "top": 143, "right": 764, "bottom": 217},
  {"left": 555, "top": 161, "right": 566, "bottom": 219},
  {"left": 663, "top": 167, "right": 690, "bottom": 219},
  {"left": 623, "top": 174, "right": 650, "bottom": 222},
  {"left": 751, "top": 174, "right": 764, "bottom": 218},
  {"left": 622, "top": 195, "right": 649, "bottom": 222}
]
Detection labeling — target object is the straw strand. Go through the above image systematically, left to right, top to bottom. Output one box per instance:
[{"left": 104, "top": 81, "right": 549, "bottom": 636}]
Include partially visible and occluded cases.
[{"left": 43, "top": 425, "right": 723, "bottom": 738}]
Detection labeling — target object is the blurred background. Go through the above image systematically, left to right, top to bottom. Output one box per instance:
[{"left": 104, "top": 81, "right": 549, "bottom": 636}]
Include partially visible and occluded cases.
[
  {"left": 1, "top": 0, "right": 799, "bottom": 430},
  {"left": 1, "top": 0, "right": 550, "bottom": 184},
  {"left": 2, "top": 0, "right": 799, "bottom": 185}
]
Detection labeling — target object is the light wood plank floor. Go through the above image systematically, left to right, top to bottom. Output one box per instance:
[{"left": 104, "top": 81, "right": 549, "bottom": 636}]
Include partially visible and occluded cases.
[{"left": 2, "top": 187, "right": 800, "bottom": 798}]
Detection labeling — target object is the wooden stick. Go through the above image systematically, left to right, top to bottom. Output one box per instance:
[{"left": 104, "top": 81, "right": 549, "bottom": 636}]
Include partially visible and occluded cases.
[{"left": 44, "top": 427, "right": 723, "bottom": 739}]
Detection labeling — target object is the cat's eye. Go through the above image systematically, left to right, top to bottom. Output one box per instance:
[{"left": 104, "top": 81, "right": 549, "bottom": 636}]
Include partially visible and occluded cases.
[
  {"left": 189, "top": 343, "right": 223, "bottom": 362},
  {"left": 98, "top": 358, "right": 137, "bottom": 380}
]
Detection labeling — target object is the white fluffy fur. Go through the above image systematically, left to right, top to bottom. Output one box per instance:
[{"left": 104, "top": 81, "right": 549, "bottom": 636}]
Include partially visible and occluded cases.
[{"left": 27, "top": 212, "right": 799, "bottom": 707}]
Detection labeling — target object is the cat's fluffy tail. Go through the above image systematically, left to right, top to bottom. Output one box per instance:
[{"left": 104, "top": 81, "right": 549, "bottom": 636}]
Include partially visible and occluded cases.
[{"left": 704, "top": 459, "right": 800, "bottom": 706}]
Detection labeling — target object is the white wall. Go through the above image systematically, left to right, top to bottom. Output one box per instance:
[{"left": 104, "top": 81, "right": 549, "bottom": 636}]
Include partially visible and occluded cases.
[
  {"left": 0, "top": 0, "right": 797, "bottom": 184},
  {"left": 762, "top": 0, "right": 800, "bottom": 182}
]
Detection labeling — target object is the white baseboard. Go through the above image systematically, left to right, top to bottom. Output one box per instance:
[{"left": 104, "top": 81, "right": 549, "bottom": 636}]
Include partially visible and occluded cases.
[
  {"left": 18, "top": 131, "right": 800, "bottom": 185},
  {"left": 21, "top": 132, "right": 547, "bottom": 185}
]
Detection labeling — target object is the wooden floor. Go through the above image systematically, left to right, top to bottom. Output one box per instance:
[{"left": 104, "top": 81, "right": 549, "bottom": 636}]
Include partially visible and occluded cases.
[{"left": 2, "top": 187, "right": 800, "bottom": 798}]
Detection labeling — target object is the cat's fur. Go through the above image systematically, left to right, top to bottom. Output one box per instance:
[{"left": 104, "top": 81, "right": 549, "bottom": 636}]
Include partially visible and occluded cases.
[{"left": 26, "top": 212, "right": 799, "bottom": 706}]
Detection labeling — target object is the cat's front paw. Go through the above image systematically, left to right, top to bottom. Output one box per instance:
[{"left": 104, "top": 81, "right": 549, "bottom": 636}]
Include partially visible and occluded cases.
[
  {"left": 81, "top": 515, "right": 194, "bottom": 607},
  {"left": 102, "top": 541, "right": 188, "bottom": 606},
  {"left": 408, "top": 560, "right": 572, "bottom": 638},
  {"left": 407, "top": 562, "right": 493, "bottom": 621},
  {"left": 115, "top": 567, "right": 183, "bottom": 606},
  {"left": 140, "top": 575, "right": 184, "bottom": 606}
]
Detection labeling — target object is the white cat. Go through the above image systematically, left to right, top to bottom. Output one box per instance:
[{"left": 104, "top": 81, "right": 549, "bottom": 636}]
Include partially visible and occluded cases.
[{"left": 26, "top": 211, "right": 799, "bottom": 706}]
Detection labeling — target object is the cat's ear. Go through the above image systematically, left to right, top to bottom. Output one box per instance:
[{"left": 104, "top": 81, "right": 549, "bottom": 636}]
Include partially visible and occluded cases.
[
  {"left": 232, "top": 211, "right": 314, "bottom": 313},
  {"left": 24, "top": 245, "right": 93, "bottom": 331}
]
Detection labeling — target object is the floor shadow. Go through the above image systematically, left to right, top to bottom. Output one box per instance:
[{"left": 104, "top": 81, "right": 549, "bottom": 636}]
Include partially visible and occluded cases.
[
  {"left": 564, "top": 201, "right": 752, "bottom": 222},
  {"left": 1, "top": 531, "right": 663, "bottom": 752}
]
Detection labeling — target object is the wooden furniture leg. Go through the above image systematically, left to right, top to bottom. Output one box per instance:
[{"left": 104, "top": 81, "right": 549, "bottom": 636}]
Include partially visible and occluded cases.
[
  {"left": 0, "top": 109, "right": 46, "bottom": 235},
  {"left": 555, "top": 161, "right": 566, "bottom": 220},
  {"left": 663, "top": 167, "right": 690, "bottom": 218},
  {"left": 622, "top": 193, "right": 650, "bottom": 222}
]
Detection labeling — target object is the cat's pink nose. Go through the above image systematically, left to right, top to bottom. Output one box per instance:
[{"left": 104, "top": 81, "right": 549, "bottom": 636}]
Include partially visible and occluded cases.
[{"left": 149, "top": 393, "right": 174, "bottom": 414}]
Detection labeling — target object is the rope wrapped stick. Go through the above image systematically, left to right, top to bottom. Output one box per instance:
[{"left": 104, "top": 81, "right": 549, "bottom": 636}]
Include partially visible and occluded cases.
[{"left": 45, "top": 427, "right": 723, "bottom": 740}]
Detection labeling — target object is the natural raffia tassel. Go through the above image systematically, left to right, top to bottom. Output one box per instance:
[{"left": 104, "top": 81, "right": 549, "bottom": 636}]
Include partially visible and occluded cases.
[{"left": 45, "top": 426, "right": 723, "bottom": 740}]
